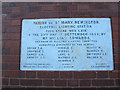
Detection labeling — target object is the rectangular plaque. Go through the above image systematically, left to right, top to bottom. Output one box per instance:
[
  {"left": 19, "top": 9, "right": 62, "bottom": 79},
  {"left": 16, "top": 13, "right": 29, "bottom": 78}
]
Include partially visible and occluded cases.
[{"left": 20, "top": 18, "right": 113, "bottom": 71}]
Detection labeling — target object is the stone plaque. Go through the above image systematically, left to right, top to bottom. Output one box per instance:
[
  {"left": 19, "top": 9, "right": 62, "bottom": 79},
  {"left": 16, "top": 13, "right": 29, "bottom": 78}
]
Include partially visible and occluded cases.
[{"left": 20, "top": 18, "right": 113, "bottom": 71}]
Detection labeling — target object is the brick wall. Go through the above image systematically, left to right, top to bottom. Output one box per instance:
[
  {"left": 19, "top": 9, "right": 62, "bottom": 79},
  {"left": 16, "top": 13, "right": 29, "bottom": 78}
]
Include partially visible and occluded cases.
[{"left": 2, "top": 2, "right": 120, "bottom": 89}]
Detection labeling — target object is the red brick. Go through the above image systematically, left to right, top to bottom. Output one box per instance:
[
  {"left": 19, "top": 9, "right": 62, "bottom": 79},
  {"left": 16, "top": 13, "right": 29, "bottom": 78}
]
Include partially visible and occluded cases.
[
  {"left": 1, "top": 2, "right": 119, "bottom": 89},
  {"left": 2, "top": 2, "right": 10, "bottom": 7},
  {"left": 8, "top": 2, "right": 17, "bottom": 7},
  {"left": 10, "top": 2, "right": 30, "bottom": 7},
  {"left": 24, "top": 2, "right": 39, "bottom": 6},
  {"left": 55, "top": 2, "right": 72, "bottom": 5},
  {"left": 89, "top": 3, "right": 112, "bottom": 10},
  {"left": 104, "top": 3, "right": 118, "bottom": 11},
  {"left": 78, "top": 4, "right": 90, "bottom": 10},
  {"left": 40, "top": 5, "right": 55, "bottom": 11},
  {"left": 55, "top": 5, "right": 68, "bottom": 11},
  {"left": 68, "top": 5, "right": 78, "bottom": 11},
  {"left": 23, "top": 6, "right": 40, "bottom": 13},
  {"left": 11, "top": 7, "right": 21, "bottom": 13},
  {"left": 26, "top": 11, "right": 59, "bottom": 18},
  {"left": 29, "top": 11, "right": 71, "bottom": 18},
  {"left": 104, "top": 11, "right": 118, "bottom": 17},
  {"left": 22, "top": 12, "right": 38, "bottom": 18},
  {"left": 58, "top": 12, "right": 71, "bottom": 17},
  {"left": 71, "top": 12, "right": 92, "bottom": 17},
  {"left": 9, "top": 13, "right": 24, "bottom": 19},
  {"left": 2, "top": 14, "right": 9, "bottom": 20},
  {"left": 111, "top": 17, "right": 118, "bottom": 25},
  {"left": 2, "top": 19, "right": 11, "bottom": 25},
  {"left": 11, "top": 19, "right": 21, "bottom": 26},
  {"left": 112, "top": 21, "right": 119, "bottom": 29},
  {"left": 2, "top": 26, "right": 6, "bottom": 33},
  {"left": 5, "top": 26, "right": 21, "bottom": 33},
  {"left": 112, "top": 27, "right": 118, "bottom": 34},
  {"left": 112, "top": 31, "right": 118, "bottom": 40},
  {"left": 2, "top": 33, "right": 20, "bottom": 40},
  {"left": 112, "top": 33, "right": 118, "bottom": 41},
  {"left": 4, "top": 40, "right": 20, "bottom": 48},
  {"left": 113, "top": 40, "right": 119, "bottom": 48},
  {"left": 114, "top": 40, "right": 119, "bottom": 46},
  {"left": 113, "top": 47, "right": 120, "bottom": 55},
  {"left": 2, "top": 48, "right": 10, "bottom": 55},
  {"left": 3, "top": 48, "right": 20, "bottom": 55},
  {"left": 10, "top": 48, "right": 20, "bottom": 55},
  {"left": 113, "top": 54, "right": 119, "bottom": 63},
  {"left": 118, "top": 54, "right": 120, "bottom": 62},
  {"left": 2, "top": 55, "right": 19, "bottom": 63},
  {"left": 2, "top": 63, "right": 19, "bottom": 71},
  {"left": 2, "top": 63, "right": 8, "bottom": 70},
  {"left": 7, "top": 63, "right": 19, "bottom": 70},
  {"left": 114, "top": 63, "right": 120, "bottom": 70},
  {"left": 3, "top": 71, "right": 25, "bottom": 78},
  {"left": 26, "top": 71, "right": 36, "bottom": 78},
  {"left": 37, "top": 71, "right": 59, "bottom": 79},
  {"left": 96, "top": 71, "right": 108, "bottom": 78},
  {"left": 109, "top": 71, "right": 119, "bottom": 78},
  {"left": 60, "top": 72, "right": 73, "bottom": 79},
  {"left": 74, "top": 72, "right": 96, "bottom": 79},
  {"left": 2, "top": 78, "right": 9, "bottom": 85},
  {"left": 10, "top": 79, "right": 19, "bottom": 85},
  {"left": 20, "top": 79, "right": 42, "bottom": 86},
  {"left": 92, "top": 79, "right": 114, "bottom": 86},
  {"left": 115, "top": 79, "right": 120, "bottom": 86},
  {"left": 43, "top": 80, "right": 54, "bottom": 86},
  {"left": 55, "top": 80, "right": 67, "bottom": 86},
  {"left": 68, "top": 80, "right": 78, "bottom": 86},
  {"left": 80, "top": 80, "right": 91, "bottom": 86},
  {"left": 2, "top": 86, "right": 11, "bottom": 89}
]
